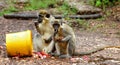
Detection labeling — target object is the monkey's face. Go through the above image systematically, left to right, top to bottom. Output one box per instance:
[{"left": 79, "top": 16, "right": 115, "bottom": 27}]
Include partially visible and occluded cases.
[
  {"left": 38, "top": 13, "right": 50, "bottom": 23},
  {"left": 38, "top": 14, "right": 43, "bottom": 23},
  {"left": 52, "top": 20, "right": 62, "bottom": 33},
  {"left": 53, "top": 23, "right": 60, "bottom": 33}
]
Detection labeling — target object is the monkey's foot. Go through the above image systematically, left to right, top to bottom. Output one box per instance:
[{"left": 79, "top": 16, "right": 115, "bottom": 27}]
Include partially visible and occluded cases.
[
  {"left": 49, "top": 52, "right": 60, "bottom": 57},
  {"left": 59, "top": 55, "right": 71, "bottom": 59}
]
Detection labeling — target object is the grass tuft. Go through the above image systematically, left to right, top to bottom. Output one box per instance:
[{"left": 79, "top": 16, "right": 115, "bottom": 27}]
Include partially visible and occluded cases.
[{"left": 0, "top": 0, "right": 77, "bottom": 16}]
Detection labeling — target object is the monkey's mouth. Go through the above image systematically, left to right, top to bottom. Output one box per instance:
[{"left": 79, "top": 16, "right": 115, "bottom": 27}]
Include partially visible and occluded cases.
[
  {"left": 38, "top": 18, "right": 43, "bottom": 23},
  {"left": 38, "top": 20, "right": 42, "bottom": 23},
  {"left": 54, "top": 29, "right": 58, "bottom": 33},
  {"left": 54, "top": 29, "right": 57, "bottom": 32}
]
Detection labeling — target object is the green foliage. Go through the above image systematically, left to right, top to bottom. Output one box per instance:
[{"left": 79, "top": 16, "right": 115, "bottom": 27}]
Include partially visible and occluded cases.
[
  {"left": 0, "top": 0, "right": 77, "bottom": 16},
  {"left": 24, "top": 0, "right": 57, "bottom": 10},
  {"left": 24, "top": 0, "right": 77, "bottom": 14},
  {"left": 90, "top": 0, "right": 120, "bottom": 10},
  {"left": 95, "top": 0, "right": 102, "bottom": 7},
  {"left": 0, "top": 1, "right": 18, "bottom": 16},
  {"left": 57, "top": 2, "right": 78, "bottom": 18},
  {"left": 0, "top": 7, "right": 18, "bottom": 16},
  {"left": 77, "top": 19, "right": 90, "bottom": 30}
]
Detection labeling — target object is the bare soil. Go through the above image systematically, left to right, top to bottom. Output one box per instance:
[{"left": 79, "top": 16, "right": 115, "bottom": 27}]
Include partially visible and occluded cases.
[{"left": 0, "top": 15, "right": 120, "bottom": 65}]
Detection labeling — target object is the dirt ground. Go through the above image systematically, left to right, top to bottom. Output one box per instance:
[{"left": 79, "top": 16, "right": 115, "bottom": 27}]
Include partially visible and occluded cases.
[
  {"left": 0, "top": 1, "right": 120, "bottom": 65},
  {"left": 0, "top": 14, "right": 120, "bottom": 65}
]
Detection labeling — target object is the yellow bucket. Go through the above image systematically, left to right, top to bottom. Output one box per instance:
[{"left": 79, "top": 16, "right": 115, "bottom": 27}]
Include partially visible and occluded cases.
[{"left": 6, "top": 30, "right": 33, "bottom": 57}]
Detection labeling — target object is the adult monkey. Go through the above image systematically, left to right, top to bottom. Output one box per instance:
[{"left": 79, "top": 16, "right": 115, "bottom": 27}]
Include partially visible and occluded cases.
[
  {"left": 33, "top": 10, "right": 55, "bottom": 53},
  {"left": 50, "top": 19, "right": 120, "bottom": 58},
  {"left": 50, "top": 19, "right": 76, "bottom": 58}
]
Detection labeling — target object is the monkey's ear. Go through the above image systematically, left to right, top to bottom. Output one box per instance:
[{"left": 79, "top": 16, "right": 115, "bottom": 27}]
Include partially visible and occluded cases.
[{"left": 46, "top": 14, "right": 50, "bottom": 18}]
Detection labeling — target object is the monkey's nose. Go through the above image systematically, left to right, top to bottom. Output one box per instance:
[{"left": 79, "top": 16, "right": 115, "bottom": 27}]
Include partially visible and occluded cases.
[{"left": 54, "top": 29, "right": 57, "bottom": 32}]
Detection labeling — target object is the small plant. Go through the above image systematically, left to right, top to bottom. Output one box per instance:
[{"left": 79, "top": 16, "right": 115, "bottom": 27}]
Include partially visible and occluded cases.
[
  {"left": 0, "top": 0, "right": 77, "bottom": 16},
  {"left": 24, "top": 0, "right": 57, "bottom": 10},
  {"left": 89, "top": 0, "right": 120, "bottom": 11},
  {"left": 0, "top": 1, "right": 18, "bottom": 16},
  {"left": 57, "top": 2, "right": 78, "bottom": 16},
  {"left": 0, "top": 7, "right": 18, "bottom": 16},
  {"left": 77, "top": 19, "right": 90, "bottom": 30},
  {"left": 110, "top": 22, "right": 117, "bottom": 28},
  {"left": 91, "top": 23, "right": 105, "bottom": 31}
]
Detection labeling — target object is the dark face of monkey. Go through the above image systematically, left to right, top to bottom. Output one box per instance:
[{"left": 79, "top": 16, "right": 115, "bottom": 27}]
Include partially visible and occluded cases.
[
  {"left": 38, "top": 13, "right": 50, "bottom": 23},
  {"left": 52, "top": 21, "right": 62, "bottom": 35},
  {"left": 53, "top": 23, "right": 60, "bottom": 32}
]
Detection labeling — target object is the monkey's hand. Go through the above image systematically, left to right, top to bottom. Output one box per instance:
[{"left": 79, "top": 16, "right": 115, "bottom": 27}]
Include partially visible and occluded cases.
[
  {"left": 34, "top": 21, "right": 39, "bottom": 26},
  {"left": 44, "top": 34, "right": 53, "bottom": 44},
  {"left": 61, "top": 35, "right": 71, "bottom": 42},
  {"left": 55, "top": 37, "right": 63, "bottom": 42},
  {"left": 44, "top": 39, "right": 51, "bottom": 44}
]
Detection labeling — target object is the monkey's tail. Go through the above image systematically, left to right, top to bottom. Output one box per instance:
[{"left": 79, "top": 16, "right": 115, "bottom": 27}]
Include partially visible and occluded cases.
[{"left": 74, "top": 46, "right": 120, "bottom": 56}]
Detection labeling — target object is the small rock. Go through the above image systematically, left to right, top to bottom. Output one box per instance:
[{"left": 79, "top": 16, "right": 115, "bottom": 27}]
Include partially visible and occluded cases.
[
  {"left": 0, "top": 46, "right": 3, "bottom": 49},
  {"left": 82, "top": 55, "right": 90, "bottom": 61},
  {"left": 70, "top": 57, "right": 80, "bottom": 63}
]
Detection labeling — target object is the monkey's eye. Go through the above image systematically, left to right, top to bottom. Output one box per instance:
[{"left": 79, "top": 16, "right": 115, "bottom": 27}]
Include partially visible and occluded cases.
[
  {"left": 39, "top": 14, "right": 43, "bottom": 17},
  {"left": 46, "top": 14, "right": 50, "bottom": 18}
]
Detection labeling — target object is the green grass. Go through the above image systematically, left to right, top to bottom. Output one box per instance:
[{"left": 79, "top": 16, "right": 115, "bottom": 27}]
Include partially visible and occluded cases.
[
  {"left": 0, "top": 0, "right": 77, "bottom": 16},
  {"left": 24, "top": 0, "right": 57, "bottom": 10},
  {"left": 24, "top": 0, "right": 77, "bottom": 15},
  {"left": 89, "top": 0, "right": 120, "bottom": 11},
  {"left": 0, "top": 1, "right": 18, "bottom": 16},
  {"left": 57, "top": 2, "right": 77, "bottom": 16},
  {"left": 0, "top": 9, "right": 18, "bottom": 16},
  {"left": 76, "top": 19, "right": 107, "bottom": 31},
  {"left": 77, "top": 19, "right": 90, "bottom": 30}
]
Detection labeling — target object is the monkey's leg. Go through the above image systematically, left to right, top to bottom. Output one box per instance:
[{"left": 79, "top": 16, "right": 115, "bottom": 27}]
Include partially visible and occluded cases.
[
  {"left": 44, "top": 32, "right": 57, "bottom": 43},
  {"left": 33, "top": 34, "right": 42, "bottom": 52},
  {"left": 44, "top": 35, "right": 53, "bottom": 43},
  {"left": 58, "top": 35, "right": 72, "bottom": 58},
  {"left": 68, "top": 39, "right": 75, "bottom": 55},
  {"left": 45, "top": 40, "right": 55, "bottom": 53},
  {"left": 52, "top": 42, "right": 60, "bottom": 56},
  {"left": 59, "top": 43, "right": 71, "bottom": 59},
  {"left": 59, "top": 54, "right": 71, "bottom": 59}
]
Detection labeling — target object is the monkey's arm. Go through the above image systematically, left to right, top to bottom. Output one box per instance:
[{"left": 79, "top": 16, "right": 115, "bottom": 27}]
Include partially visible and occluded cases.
[
  {"left": 34, "top": 21, "right": 42, "bottom": 34},
  {"left": 61, "top": 28, "right": 72, "bottom": 42},
  {"left": 44, "top": 31, "right": 57, "bottom": 43},
  {"left": 44, "top": 35, "right": 53, "bottom": 43},
  {"left": 61, "top": 35, "right": 72, "bottom": 42},
  {"left": 43, "top": 40, "right": 55, "bottom": 53}
]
